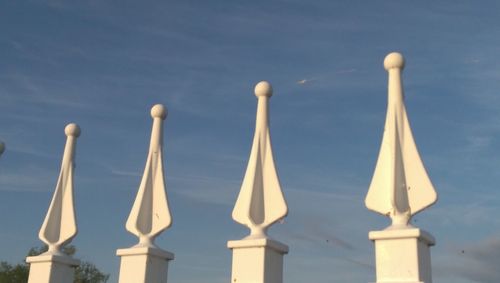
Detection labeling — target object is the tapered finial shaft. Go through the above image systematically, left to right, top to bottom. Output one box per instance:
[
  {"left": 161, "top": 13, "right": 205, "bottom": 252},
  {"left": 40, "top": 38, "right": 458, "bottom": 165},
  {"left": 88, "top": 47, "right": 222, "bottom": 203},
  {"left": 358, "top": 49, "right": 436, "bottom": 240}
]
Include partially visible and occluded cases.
[
  {"left": 365, "top": 53, "right": 437, "bottom": 228},
  {"left": 232, "top": 81, "right": 288, "bottom": 239},
  {"left": 126, "top": 104, "right": 171, "bottom": 247},
  {"left": 39, "top": 123, "right": 81, "bottom": 254}
]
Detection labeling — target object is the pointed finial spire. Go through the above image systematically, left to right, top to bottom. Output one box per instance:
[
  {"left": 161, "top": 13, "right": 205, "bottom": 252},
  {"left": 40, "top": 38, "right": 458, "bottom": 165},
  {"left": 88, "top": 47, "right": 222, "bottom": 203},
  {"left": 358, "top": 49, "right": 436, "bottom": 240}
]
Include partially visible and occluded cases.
[
  {"left": 365, "top": 52, "right": 437, "bottom": 228},
  {"left": 232, "top": 81, "right": 288, "bottom": 239},
  {"left": 126, "top": 104, "right": 171, "bottom": 248},
  {"left": 39, "top": 123, "right": 80, "bottom": 255}
]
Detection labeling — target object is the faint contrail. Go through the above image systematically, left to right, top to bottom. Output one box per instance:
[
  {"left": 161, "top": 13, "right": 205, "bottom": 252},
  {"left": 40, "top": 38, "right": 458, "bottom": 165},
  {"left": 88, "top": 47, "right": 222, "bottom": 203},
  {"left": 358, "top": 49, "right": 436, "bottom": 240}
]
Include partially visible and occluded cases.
[{"left": 296, "top": 68, "right": 356, "bottom": 85}]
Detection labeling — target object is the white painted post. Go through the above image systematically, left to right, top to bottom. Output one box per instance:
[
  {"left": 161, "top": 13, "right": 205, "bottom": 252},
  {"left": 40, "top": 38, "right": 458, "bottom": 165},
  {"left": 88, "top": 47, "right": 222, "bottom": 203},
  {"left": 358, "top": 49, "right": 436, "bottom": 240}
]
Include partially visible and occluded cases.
[
  {"left": 365, "top": 52, "right": 437, "bottom": 283},
  {"left": 228, "top": 81, "right": 288, "bottom": 283},
  {"left": 117, "top": 104, "right": 174, "bottom": 283},
  {"left": 26, "top": 123, "right": 81, "bottom": 283}
]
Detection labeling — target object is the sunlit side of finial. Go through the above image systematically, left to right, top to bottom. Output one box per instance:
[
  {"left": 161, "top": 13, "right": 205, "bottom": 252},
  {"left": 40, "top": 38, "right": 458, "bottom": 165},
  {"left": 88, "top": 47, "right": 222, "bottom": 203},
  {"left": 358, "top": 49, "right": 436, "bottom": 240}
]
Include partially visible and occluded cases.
[
  {"left": 365, "top": 53, "right": 437, "bottom": 228},
  {"left": 232, "top": 81, "right": 288, "bottom": 239},
  {"left": 126, "top": 104, "right": 171, "bottom": 248},
  {"left": 39, "top": 123, "right": 80, "bottom": 255}
]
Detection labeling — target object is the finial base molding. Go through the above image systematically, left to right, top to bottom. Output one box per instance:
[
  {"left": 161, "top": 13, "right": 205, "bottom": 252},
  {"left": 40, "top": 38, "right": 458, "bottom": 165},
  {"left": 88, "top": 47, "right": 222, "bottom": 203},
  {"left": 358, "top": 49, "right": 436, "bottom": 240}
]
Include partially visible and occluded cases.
[{"left": 369, "top": 227, "right": 434, "bottom": 283}]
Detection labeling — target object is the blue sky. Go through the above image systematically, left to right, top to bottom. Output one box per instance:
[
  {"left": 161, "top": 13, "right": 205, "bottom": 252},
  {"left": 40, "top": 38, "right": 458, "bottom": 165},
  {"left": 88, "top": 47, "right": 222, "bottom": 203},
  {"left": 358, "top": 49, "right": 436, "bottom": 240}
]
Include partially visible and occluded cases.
[{"left": 1, "top": 1, "right": 500, "bottom": 282}]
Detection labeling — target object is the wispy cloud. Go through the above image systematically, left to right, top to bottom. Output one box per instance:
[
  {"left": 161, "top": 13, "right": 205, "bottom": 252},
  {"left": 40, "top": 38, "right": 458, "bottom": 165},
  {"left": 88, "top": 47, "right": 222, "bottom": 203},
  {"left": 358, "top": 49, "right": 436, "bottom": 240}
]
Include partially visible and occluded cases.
[
  {"left": 296, "top": 69, "right": 357, "bottom": 86},
  {"left": 1, "top": 73, "right": 91, "bottom": 109},
  {"left": 296, "top": 78, "right": 316, "bottom": 85},
  {"left": 465, "top": 135, "right": 492, "bottom": 152},
  {"left": 109, "top": 168, "right": 141, "bottom": 177},
  {"left": 0, "top": 170, "right": 55, "bottom": 192},
  {"left": 169, "top": 174, "right": 240, "bottom": 206},
  {"left": 425, "top": 193, "right": 500, "bottom": 228},
  {"left": 283, "top": 217, "right": 355, "bottom": 251},
  {"left": 435, "top": 236, "right": 500, "bottom": 283}
]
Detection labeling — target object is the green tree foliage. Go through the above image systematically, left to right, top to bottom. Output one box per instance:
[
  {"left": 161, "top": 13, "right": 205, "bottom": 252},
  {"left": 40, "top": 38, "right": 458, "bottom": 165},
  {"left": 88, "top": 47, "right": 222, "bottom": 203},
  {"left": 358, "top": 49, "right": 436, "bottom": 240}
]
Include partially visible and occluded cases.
[
  {"left": 0, "top": 245, "right": 109, "bottom": 283},
  {"left": 0, "top": 261, "right": 29, "bottom": 283},
  {"left": 75, "top": 262, "right": 110, "bottom": 283}
]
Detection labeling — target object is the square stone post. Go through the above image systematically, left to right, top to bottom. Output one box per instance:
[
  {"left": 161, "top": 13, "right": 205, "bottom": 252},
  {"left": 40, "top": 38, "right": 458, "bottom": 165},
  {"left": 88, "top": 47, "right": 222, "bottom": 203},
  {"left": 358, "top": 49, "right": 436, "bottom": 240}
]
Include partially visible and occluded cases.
[
  {"left": 369, "top": 228, "right": 434, "bottom": 283},
  {"left": 228, "top": 238, "right": 288, "bottom": 283},
  {"left": 117, "top": 246, "right": 174, "bottom": 283},
  {"left": 26, "top": 254, "right": 80, "bottom": 283}
]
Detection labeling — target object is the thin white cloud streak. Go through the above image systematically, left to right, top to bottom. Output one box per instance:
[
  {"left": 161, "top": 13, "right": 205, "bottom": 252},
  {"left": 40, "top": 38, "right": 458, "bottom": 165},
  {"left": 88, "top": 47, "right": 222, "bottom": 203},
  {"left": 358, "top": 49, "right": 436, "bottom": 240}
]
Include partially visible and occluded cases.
[
  {"left": 3, "top": 38, "right": 61, "bottom": 67},
  {"left": 296, "top": 68, "right": 357, "bottom": 86},
  {"left": 1, "top": 73, "right": 91, "bottom": 109},
  {"left": 0, "top": 131, "right": 59, "bottom": 160},
  {"left": 465, "top": 136, "right": 492, "bottom": 152},
  {"left": 5, "top": 146, "right": 56, "bottom": 159},
  {"left": 109, "top": 169, "right": 141, "bottom": 177},
  {"left": 0, "top": 171, "right": 55, "bottom": 192},
  {"left": 170, "top": 174, "right": 239, "bottom": 206},
  {"left": 168, "top": 175, "right": 364, "bottom": 208},
  {"left": 286, "top": 186, "right": 361, "bottom": 202},
  {"left": 426, "top": 199, "right": 500, "bottom": 228},
  {"left": 282, "top": 218, "right": 356, "bottom": 251},
  {"left": 434, "top": 235, "right": 500, "bottom": 283}
]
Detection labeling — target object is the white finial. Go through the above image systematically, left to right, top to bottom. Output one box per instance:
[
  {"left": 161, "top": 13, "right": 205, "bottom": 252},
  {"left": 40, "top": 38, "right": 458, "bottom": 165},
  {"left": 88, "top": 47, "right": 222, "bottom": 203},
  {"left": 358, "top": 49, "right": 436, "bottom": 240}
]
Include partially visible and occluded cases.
[
  {"left": 384, "top": 52, "right": 405, "bottom": 70},
  {"left": 365, "top": 53, "right": 437, "bottom": 228},
  {"left": 232, "top": 81, "right": 288, "bottom": 239},
  {"left": 254, "top": 81, "right": 273, "bottom": 97},
  {"left": 126, "top": 104, "right": 171, "bottom": 248},
  {"left": 151, "top": 104, "right": 167, "bottom": 119},
  {"left": 39, "top": 123, "right": 80, "bottom": 255},
  {"left": 65, "top": 123, "right": 81, "bottom": 137},
  {"left": 0, "top": 141, "right": 5, "bottom": 156}
]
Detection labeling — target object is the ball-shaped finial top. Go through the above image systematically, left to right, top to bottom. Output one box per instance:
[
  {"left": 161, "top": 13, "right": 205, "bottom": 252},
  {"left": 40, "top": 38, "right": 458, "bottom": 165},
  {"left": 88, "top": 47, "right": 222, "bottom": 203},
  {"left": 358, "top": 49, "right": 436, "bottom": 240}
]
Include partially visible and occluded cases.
[
  {"left": 384, "top": 52, "right": 405, "bottom": 70},
  {"left": 254, "top": 81, "right": 273, "bottom": 97},
  {"left": 151, "top": 104, "right": 167, "bottom": 119},
  {"left": 65, "top": 123, "right": 81, "bottom": 137},
  {"left": 0, "top": 141, "right": 5, "bottom": 155}
]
